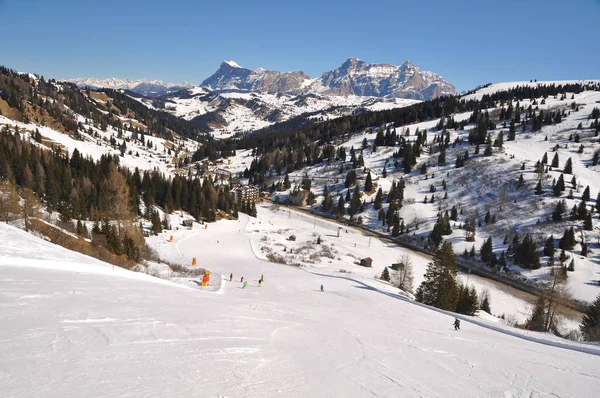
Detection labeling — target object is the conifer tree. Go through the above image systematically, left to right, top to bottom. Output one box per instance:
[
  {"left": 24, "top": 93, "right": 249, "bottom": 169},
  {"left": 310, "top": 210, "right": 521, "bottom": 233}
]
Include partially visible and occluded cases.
[
  {"left": 507, "top": 119, "right": 516, "bottom": 141},
  {"left": 551, "top": 153, "right": 559, "bottom": 168},
  {"left": 563, "top": 157, "right": 573, "bottom": 174},
  {"left": 344, "top": 169, "right": 357, "bottom": 188},
  {"left": 364, "top": 172, "right": 373, "bottom": 192},
  {"left": 517, "top": 173, "right": 525, "bottom": 189},
  {"left": 553, "top": 174, "right": 565, "bottom": 197},
  {"left": 535, "top": 180, "right": 543, "bottom": 195},
  {"left": 348, "top": 185, "right": 361, "bottom": 218},
  {"left": 582, "top": 186, "right": 590, "bottom": 202},
  {"left": 374, "top": 187, "right": 383, "bottom": 210},
  {"left": 336, "top": 195, "right": 345, "bottom": 217},
  {"left": 552, "top": 200, "right": 566, "bottom": 221},
  {"left": 450, "top": 205, "right": 458, "bottom": 221},
  {"left": 584, "top": 212, "right": 593, "bottom": 230},
  {"left": 559, "top": 227, "right": 577, "bottom": 250},
  {"left": 514, "top": 234, "right": 541, "bottom": 269},
  {"left": 543, "top": 235, "right": 555, "bottom": 258},
  {"left": 480, "top": 236, "right": 493, "bottom": 264},
  {"left": 415, "top": 242, "right": 459, "bottom": 311},
  {"left": 456, "top": 284, "right": 479, "bottom": 315},
  {"left": 480, "top": 290, "right": 492, "bottom": 313},
  {"left": 580, "top": 293, "right": 600, "bottom": 341}
]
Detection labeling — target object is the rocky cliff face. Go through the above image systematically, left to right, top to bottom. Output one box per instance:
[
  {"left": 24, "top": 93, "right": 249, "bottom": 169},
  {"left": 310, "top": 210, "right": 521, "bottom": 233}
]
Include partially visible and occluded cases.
[
  {"left": 201, "top": 58, "right": 455, "bottom": 100},
  {"left": 317, "top": 58, "right": 455, "bottom": 99},
  {"left": 201, "top": 61, "right": 313, "bottom": 94}
]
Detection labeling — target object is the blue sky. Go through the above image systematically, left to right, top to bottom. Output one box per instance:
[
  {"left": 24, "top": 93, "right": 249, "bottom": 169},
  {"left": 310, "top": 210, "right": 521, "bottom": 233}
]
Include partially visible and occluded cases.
[{"left": 0, "top": 0, "right": 598, "bottom": 91}]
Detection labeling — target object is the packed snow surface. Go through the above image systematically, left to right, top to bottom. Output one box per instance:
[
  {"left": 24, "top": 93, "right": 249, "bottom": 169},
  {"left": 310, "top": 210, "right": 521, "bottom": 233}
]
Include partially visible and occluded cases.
[{"left": 2, "top": 209, "right": 600, "bottom": 397}]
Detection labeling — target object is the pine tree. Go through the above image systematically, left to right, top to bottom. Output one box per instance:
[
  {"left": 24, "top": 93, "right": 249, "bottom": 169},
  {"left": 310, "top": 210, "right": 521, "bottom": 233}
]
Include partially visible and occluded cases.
[
  {"left": 507, "top": 119, "right": 516, "bottom": 141},
  {"left": 484, "top": 134, "right": 493, "bottom": 156},
  {"left": 551, "top": 152, "right": 559, "bottom": 168},
  {"left": 563, "top": 157, "right": 573, "bottom": 174},
  {"left": 344, "top": 169, "right": 357, "bottom": 188},
  {"left": 364, "top": 172, "right": 373, "bottom": 192},
  {"left": 517, "top": 173, "right": 525, "bottom": 189},
  {"left": 553, "top": 174, "right": 565, "bottom": 197},
  {"left": 535, "top": 180, "right": 543, "bottom": 195},
  {"left": 348, "top": 185, "right": 361, "bottom": 218},
  {"left": 582, "top": 186, "right": 590, "bottom": 202},
  {"left": 374, "top": 187, "right": 383, "bottom": 210},
  {"left": 336, "top": 195, "right": 345, "bottom": 217},
  {"left": 552, "top": 200, "right": 566, "bottom": 221},
  {"left": 577, "top": 200, "right": 588, "bottom": 220},
  {"left": 450, "top": 205, "right": 458, "bottom": 221},
  {"left": 584, "top": 212, "right": 593, "bottom": 230},
  {"left": 559, "top": 227, "right": 577, "bottom": 250},
  {"left": 514, "top": 234, "right": 541, "bottom": 269},
  {"left": 543, "top": 235, "right": 555, "bottom": 258},
  {"left": 480, "top": 236, "right": 493, "bottom": 264},
  {"left": 415, "top": 242, "right": 459, "bottom": 311},
  {"left": 456, "top": 284, "right": 479, "bottom": 315},
  {"left": 480, "top": 290, "right": 492, "bottom": 313},
  {"left": 580, "top": 293, "right": 600, "bottom": 341}
]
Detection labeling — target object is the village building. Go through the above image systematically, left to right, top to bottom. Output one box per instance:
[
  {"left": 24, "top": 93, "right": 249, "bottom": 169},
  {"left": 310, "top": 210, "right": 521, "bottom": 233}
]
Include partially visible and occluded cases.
[
  {"left": 233, "top": 185, "right": 260, "bottom": 203},
  {"left": 360, "top": 257, "right": 373, "bottom": 267}
]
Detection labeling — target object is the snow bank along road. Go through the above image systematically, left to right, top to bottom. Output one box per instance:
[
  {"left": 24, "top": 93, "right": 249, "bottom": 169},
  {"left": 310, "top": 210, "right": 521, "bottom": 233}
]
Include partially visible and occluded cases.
[{"left": 1, "top": 220, "right": 599, "bottom": 397}]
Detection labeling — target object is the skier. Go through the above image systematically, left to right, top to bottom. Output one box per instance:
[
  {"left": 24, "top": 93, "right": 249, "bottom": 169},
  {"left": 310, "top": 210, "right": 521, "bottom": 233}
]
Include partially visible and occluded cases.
[
  {"left": 229, "top": 273, "right": 233, "bottom": 282},
  {"left": 261, "top": 274, "right": 264, "bottom": 281},
  {"left": 241, "top": 276, "right": 244, "bottom": 283},
  {"left": 258, "top": 278, "right": 262, "bottom": 287},
  {"left": 242, "top": 280, "right": 248, "bottom": 289},
  {"left": 320, "top": 284, "right": 324, "bottom": 292},
  {"left": 454, "top": 318, "right": 460, "bottom": 330}
]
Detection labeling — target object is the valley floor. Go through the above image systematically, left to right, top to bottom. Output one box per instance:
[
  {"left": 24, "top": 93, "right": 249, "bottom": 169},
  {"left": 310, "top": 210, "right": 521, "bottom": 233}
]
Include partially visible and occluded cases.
[{"left": 1, "top": 208, "right": 600, "bottom": 397}]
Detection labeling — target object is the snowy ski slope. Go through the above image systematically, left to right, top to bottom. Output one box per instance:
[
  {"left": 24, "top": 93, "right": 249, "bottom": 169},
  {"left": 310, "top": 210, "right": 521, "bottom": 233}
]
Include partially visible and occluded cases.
[{"left": 1, "top": 209, "right": 600, "bottom": 397}]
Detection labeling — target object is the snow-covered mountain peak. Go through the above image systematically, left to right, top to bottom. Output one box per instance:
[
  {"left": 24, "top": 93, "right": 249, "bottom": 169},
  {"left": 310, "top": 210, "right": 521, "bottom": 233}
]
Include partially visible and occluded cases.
[
  {"left": 200, "top": 58, "right": 455, "bottom": 100},
  {"left": 223, "top": 60, "right": 242, "bottom": 68}
]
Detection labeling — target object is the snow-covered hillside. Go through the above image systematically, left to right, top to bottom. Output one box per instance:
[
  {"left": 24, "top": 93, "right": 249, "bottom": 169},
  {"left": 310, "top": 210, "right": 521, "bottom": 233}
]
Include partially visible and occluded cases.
[
  {"left": 255, "top": 80, "right": 600, "bottom": 305},
  {"left": 462, "top": 80, "right": 600, "bottom": 101},
  {"left": 150, "top": 89, "right": 419, "bottom": 138},
  {"left": 2, "top": 210, "right": 599, "bottom": 397}
]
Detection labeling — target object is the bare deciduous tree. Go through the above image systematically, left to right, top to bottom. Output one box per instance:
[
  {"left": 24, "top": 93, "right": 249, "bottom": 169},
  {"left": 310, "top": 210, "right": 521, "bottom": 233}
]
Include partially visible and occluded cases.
[
  {"left": 106, "top": 163, "right": 131, "bottom": 222},
  {"left": 0, "top": 181, "right": 21, "bottom": 222},
  {"left": 21, "top": 187, "right": 40, "bottom": 232},
  {"left": 464, "top": 217, "right": 476, "bottom": 242},
  {"left": 393, "top": 254, "right": 415, "bottom": 294}
]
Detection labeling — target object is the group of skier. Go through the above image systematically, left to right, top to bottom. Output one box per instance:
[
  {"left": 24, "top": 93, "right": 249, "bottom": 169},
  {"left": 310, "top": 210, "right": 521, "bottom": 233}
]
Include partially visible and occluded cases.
[{"left": 229, "top": 273, "right": 264, "bottom": 289}]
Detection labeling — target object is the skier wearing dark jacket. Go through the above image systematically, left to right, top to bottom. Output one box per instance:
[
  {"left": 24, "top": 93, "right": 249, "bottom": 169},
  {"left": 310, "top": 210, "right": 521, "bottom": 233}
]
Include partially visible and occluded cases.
[{"left": 454, "top": 318, "right": 460, "bottom": 330}]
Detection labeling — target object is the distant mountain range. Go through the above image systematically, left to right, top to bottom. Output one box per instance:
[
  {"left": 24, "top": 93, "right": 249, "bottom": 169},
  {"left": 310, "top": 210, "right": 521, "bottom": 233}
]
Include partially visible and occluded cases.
[
  {"left": 70, "top": 58, "right": 455, "bottom": 100},
  {"left": 67, "top": 77, "right": 194, "bottom": 97}
]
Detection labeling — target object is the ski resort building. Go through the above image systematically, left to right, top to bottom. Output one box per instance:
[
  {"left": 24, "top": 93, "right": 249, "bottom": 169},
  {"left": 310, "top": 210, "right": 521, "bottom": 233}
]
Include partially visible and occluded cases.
[{"left": 233, "top": 185, "right": 260, "bottom": 203}]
